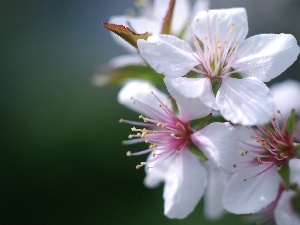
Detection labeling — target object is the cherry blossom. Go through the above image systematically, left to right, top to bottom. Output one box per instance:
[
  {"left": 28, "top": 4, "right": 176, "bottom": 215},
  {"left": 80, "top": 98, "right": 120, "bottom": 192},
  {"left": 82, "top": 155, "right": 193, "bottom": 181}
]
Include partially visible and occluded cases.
[
  {"left": 137, "top": 8, "right": 300, "bottom": 125},
  {"left": 118, "top": 80, "right": 236, "bottom": 218},
  {"left": 222, "top": 113, "right": 296, "bottom": 214}
]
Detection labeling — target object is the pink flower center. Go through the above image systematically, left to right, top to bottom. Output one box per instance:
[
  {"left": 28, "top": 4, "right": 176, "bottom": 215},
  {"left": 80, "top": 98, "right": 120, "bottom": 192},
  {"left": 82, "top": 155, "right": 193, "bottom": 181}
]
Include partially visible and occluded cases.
[
  {"left": 120, "top": 93, "right": 192, "bottom": 170},
  {"left": 239, "top": 115, "right": 295, "bottom": 180}
]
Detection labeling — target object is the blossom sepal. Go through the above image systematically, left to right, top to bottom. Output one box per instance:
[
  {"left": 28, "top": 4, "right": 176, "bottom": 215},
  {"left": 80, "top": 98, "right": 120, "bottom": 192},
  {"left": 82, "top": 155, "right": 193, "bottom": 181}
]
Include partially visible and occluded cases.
[
  {"left": 160, "top": 0, "right": 175, "bottom": 34},
  {"left": 103, "top": 22, "right": 151, "bottom": 48},
  {"left": 286, "top": 108, "right": 295, "bottom": 136},
  {"left": 189, "top": 113, "right": 212, "bottom": 130},
  {"left": 295, "top": 145, "right": 300, "bottom": 159},
  {"left": 278, "top": 164, "right": 290, "bottom": 189},
  {"left": 292, "top": 192, "right": 300, "bottom": 216}
]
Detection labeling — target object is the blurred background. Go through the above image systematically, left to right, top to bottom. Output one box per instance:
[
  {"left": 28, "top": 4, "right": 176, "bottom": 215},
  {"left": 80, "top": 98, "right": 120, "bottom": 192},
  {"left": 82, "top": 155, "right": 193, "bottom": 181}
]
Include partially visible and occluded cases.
[{"left": 1, "top": 0, "right": 299, "bottom": 224}]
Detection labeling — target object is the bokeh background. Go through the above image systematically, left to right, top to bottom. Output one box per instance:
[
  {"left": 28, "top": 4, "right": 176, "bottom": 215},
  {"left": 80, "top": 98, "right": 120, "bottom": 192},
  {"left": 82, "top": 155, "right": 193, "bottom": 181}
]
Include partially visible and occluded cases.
[{"left": 2, "top": 0, "right": 300, "bottom": 224}]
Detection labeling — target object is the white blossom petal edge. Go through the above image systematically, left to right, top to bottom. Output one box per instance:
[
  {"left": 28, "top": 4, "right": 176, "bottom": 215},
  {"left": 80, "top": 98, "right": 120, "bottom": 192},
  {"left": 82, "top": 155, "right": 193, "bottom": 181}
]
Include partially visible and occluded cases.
[
  {"left": 191, "top": 122, "right": 237, "bottom": 173},
  {"left": 163, "top": 150, "right": 207, "bottom": 219}
]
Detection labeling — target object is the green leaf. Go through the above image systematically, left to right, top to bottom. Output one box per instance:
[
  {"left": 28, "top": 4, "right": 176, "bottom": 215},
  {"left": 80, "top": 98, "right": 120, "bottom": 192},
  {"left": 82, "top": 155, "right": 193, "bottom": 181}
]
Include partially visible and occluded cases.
[
  {"left": 161, "top": 0, "right": 175, "bottom": 34},
  {"left": 103, "top": 22, "right": 151, "bottom": 48},
  {"left": 92, "top": 64, "right": 165, "bottom": 88},
  {"left": 184, "top": 70, "right": 199, "bottom": 78},
  {"left": 229, "top": 73, "right": 242, "bottom": 79},
  {"left": 211, "top": 78, "right": 222, "bottom": 96},
  {"left": 169, "top": 95, "right": 179, "bottom": 115},
  {"left": 286, "top": 108, "right": 295, "bottom": 136},
  {"left": 190, "top": 113, "right": 212, "bottom": 130},
  {"left": 209, "top": 115, "right": 227, "bottom": 123},
  {"left": 188, "top": 143, "right": 208, "bottom": 161},
  {"left": 295, "top": 144, "right": 300, "bottom": 158},
  {"left": 278, "top": 163, "right": 290, "bottom": 189},
  {"left": 292, "top": 192, "right": 300, "bottom": 215}
]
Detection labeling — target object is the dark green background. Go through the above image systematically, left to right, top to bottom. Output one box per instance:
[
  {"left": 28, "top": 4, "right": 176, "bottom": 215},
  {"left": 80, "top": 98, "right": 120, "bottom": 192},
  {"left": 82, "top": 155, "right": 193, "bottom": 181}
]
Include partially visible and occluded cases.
[{"left": 1, "top": 0, "right": 299, "bottom": 224}]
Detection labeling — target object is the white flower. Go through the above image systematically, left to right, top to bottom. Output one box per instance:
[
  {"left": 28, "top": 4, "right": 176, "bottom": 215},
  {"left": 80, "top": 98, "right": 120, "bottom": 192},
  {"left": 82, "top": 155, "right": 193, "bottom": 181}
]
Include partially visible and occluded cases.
[
  {"left": 137, "top": 8, "right": 300, "bottom": 126},
  {"left": 118, "top": 80, "right": 236, "bottom": 219},
  {"left": 222, "top": 115, "right": 296, "bottom": 214}
]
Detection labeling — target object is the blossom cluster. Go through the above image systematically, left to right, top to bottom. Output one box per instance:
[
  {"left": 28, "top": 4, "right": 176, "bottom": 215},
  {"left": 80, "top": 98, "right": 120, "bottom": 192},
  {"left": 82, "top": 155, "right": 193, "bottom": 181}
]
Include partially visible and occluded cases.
[{"left": 97, "top": 0, "right": 300, "bottom": 224}]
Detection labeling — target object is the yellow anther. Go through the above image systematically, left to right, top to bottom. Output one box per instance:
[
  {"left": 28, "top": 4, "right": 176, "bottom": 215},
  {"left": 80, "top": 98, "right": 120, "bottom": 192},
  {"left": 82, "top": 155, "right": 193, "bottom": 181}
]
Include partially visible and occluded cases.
[
  {"left": 139, "top": 115, "right": 149, "bottom": 122},
  {"left": 119, "top": 118, "right": 124, "bottom": 123},
  {"left": 141, "top": 131, "right": 147, "bottom": 138},
  {"left": 149, "top": 144, "right": 157, "bottom": 149},
  {"left": 241, "top": 150, "right": 248, "bottom": 156},
  {"left": 126, "top": 151, "right": 132, "bottom": 157},
  {"left": 256, "top": 157, "right": 262, "bottom": 162},
  {"left": 136, "top": 162, "right": 146, "bottom": 170},
  {"left": 136, "top": 165, "right": 142, "bottom": 169},
  {"left": 276, "top": 166, "right": 282, "bottom": 171}
]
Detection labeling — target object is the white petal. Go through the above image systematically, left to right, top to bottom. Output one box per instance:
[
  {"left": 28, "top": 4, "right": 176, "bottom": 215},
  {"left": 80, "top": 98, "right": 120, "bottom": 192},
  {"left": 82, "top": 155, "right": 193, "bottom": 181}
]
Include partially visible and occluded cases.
[
  {"left": 193, "top": 8, "right": 248, "bottom": 46},
  {"left": 234, "top": 34, "right": 300, "bottom": 82},
  {"left": 137, "top": 35, "right": 198, "bottom": 77},
  {"left": 164, "top": 77, "right": 212, "bottom": 121},
  {"left": 164, "top": 77, "right": 217, "bottom": 111},
  {"left": 216, "top": 77, "right": 274, "bottom": 126},
  {"left": 270, "top": 79, "right": 300, "bottom": 118},
  {"left": 117, "top": 80, "right": 171, "bottom": 118},
  {"left": 191, "top": 122, "right": 237, "bottom": 173},
  {"left": 233, "top": 126, "right": 262, "bottom": 168},
  {"left": 163, "top": 150, "right": 207, "bottom": 219},
  {"left": 144, "top": 154, "right": 175, "bottom": 188},
  {"left": 289, "top": 158, "right": 300, "bottom": 187},
  {"left": 204, "top": 162, "right": 227, "bottom": 220},
  {"left": 222, "top": 165, "right": 281, "bottom": 214},
  {"left": 274, "top": 190, "right": 300, "bottom": 225}
]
